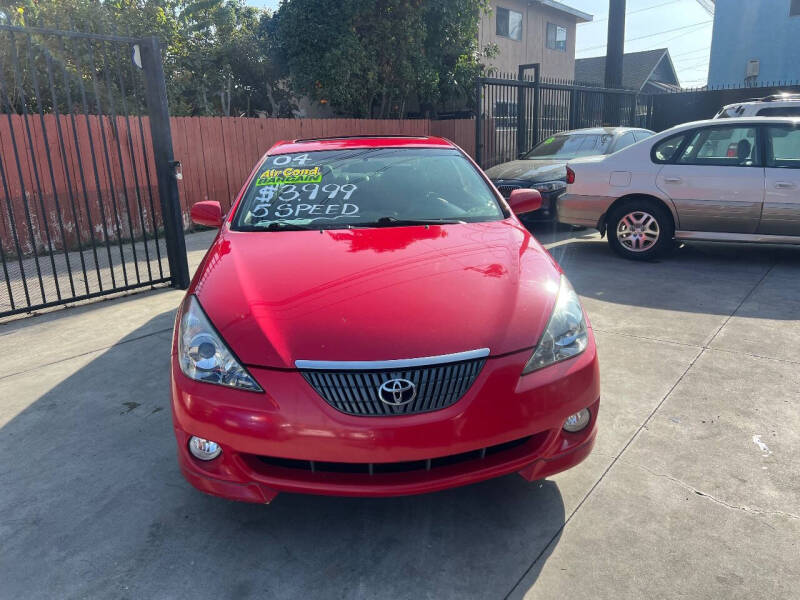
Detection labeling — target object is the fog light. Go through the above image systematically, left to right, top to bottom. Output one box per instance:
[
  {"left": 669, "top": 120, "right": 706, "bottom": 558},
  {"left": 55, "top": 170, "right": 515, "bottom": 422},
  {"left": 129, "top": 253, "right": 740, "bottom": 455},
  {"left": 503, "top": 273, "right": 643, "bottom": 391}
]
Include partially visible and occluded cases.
[
  {"left": 563, "top": 409, "right": 591, "bottom": 433},
  {"left": 189, "top": 436, "right": 222, "bottom": 461}
]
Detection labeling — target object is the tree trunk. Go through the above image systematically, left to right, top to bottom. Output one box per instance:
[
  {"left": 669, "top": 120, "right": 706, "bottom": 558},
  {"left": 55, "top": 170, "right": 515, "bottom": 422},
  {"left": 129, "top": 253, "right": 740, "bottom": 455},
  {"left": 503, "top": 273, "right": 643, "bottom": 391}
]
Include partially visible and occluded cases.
[
  {"left": 226, "top": 75, "right": 232, "bottom": 116},
  {"left": 264, "top": 82, "right": 277, "bottom": 116},
  {"left": 379, "top": 87, "right": 387, "bottom": 119},
  {"left": 366, "top": 94, "right": 375, "bottom": 119}
]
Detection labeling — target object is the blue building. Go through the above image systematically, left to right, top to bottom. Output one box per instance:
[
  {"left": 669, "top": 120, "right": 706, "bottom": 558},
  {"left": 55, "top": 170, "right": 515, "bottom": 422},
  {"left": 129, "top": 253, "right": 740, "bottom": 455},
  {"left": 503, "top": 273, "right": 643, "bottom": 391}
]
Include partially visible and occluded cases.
[{"left": 708, "top": 0, "right": 800, "bottom": 86}]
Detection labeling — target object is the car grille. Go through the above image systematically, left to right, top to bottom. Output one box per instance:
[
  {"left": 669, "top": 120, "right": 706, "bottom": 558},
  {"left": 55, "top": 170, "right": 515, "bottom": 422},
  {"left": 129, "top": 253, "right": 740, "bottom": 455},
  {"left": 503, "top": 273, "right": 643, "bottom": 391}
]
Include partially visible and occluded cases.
[
  {"left": 496, "top": 184, "right": 521, "bottom": 198},
  {"left": 300, "top": 357, "right": 486, "bottom": 416},
  {"left": 253, "top": 434, "right": 540, "bottom": 476}
]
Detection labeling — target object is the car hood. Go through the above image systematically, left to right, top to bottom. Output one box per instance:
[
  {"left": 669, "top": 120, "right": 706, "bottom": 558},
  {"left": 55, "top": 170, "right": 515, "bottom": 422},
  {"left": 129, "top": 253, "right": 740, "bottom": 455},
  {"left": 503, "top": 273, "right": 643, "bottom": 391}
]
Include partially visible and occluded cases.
[
  {"left": 485, "top": 159, "right": 567, "bottom": 182},
  {"left": 192, "top": 220, "right": 562, "bottom": 369}
]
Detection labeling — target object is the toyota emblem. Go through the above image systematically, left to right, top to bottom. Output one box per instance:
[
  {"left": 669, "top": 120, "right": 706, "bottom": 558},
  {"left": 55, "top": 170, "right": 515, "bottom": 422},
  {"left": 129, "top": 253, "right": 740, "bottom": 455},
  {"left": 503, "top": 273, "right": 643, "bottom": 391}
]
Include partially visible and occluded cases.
[{"left": 378, "top": 378, "right": 417, "bottom": 406}]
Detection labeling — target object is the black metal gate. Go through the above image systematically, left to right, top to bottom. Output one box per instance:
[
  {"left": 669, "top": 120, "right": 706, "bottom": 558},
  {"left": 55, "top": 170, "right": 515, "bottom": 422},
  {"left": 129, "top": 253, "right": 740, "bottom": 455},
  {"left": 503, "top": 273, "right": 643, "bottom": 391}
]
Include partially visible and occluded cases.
[
  {"left": 0, "top": 24, "right": 189, "bottom": 319},
  {"left": 475, "top": 65, "right": 653, "bottom": 169}
]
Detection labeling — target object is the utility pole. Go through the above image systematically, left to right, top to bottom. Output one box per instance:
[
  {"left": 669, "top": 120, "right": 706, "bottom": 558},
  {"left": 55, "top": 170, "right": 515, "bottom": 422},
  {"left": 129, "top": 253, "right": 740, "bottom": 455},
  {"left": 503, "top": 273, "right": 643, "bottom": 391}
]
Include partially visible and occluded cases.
[{"left": 604, "top": 0, "right": 626, "bottom": 124}]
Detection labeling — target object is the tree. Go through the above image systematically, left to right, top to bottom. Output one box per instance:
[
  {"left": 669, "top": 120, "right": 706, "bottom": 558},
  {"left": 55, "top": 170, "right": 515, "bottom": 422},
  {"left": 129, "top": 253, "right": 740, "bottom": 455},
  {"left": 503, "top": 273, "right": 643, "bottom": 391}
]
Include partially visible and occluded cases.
[
  {"left": 0, "top": 0, "right": 292, "bottom": 117},
  {"left": 269, "top": 0, "right": 495, "bottom": 118}
]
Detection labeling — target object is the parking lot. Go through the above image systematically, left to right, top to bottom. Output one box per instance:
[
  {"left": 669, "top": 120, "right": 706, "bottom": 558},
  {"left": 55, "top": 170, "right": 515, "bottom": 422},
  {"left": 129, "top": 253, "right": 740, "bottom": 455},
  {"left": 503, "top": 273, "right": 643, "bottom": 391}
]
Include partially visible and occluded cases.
[{"left": 1, "top": 226, "right": 798, "bottom": 599}]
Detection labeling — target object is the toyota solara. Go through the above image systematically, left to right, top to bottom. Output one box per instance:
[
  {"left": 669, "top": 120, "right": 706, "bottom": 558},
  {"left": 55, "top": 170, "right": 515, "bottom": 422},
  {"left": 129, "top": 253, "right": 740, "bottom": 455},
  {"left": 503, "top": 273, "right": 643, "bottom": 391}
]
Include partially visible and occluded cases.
[{"left": 171, "top": 135, "right": 600, "bottom": 503}]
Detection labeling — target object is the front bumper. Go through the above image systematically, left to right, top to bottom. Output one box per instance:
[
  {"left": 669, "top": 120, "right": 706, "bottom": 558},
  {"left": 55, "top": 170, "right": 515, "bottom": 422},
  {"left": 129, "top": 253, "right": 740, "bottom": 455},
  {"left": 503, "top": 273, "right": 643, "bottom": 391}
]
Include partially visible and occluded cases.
[
  {"left": 493, "top": 181, "right": 564, "bottom": 222},
  {"left": 520, "top": 189, "right": 564, "bottom": 222},
  {"left": 171, "top": 339, "right": 600, "bottom": 503}
]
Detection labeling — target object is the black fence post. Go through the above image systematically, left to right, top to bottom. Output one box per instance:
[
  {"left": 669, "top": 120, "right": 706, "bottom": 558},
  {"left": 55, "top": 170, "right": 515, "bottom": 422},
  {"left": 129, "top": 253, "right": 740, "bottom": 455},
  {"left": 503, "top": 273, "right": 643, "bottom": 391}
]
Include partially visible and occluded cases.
[
  {"left": 139, "top": 36, "right": 190, "bottom": 289},
  {"left": 532, "top": 65, "right": 540, "bottom": 146},
  {"left": 516, "top": 66, "right": 526, "bottom": 158},
  {"left": 475, "top": 79, "right": 483, "bottom": 167},
  {"left": 568, "top": 87, "right": 577, "bottom": 130}
]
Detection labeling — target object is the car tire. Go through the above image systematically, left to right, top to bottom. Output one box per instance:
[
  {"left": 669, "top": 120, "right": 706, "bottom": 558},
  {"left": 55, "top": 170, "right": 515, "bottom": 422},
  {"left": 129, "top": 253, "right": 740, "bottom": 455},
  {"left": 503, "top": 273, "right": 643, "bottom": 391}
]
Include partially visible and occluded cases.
[{"left": 606, "top": 200, "right": 674, "bottom": 261}]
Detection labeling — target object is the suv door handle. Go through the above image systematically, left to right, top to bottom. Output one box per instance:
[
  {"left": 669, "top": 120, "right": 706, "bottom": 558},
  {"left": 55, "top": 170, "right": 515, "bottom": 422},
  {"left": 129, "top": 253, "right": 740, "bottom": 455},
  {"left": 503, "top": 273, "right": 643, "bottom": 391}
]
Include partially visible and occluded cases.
[
  {"left": 663, "top": 177, "right": 683, "bottom": 184},
  {"left": 774, "top": 181, "right": 797, "bottom": 190}
]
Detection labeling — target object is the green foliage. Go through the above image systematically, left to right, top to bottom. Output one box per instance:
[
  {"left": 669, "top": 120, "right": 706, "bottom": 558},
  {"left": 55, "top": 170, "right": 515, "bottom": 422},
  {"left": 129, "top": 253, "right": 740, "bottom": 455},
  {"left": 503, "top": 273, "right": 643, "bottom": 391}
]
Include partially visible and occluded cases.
[
  {"left": 0, "top": 0, "right": 494, "bottom": 118},
  {"left": 0, "top": 0, "right": 293, "bottom": 116},
  {"left": 269, "top": 0, "right": 495, "bottom": 117}
]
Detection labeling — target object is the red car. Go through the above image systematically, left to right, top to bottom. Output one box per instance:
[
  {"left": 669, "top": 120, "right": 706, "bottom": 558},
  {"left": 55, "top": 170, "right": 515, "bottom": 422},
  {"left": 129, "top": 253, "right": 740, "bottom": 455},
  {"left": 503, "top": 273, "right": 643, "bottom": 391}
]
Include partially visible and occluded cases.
[{"left": 171, "top": 135, "right": 599, "bottom": 503}]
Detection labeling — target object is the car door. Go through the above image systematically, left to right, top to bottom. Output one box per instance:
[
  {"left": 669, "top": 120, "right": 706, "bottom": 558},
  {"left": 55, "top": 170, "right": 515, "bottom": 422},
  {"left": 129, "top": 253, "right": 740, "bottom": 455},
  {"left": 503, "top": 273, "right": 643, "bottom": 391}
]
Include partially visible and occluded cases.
[
  {"left": 759, "top": 123, "right": 800, "bottom": 235},
  {"left": 655, "top": 125, "right": 764, "bottom": 233}
]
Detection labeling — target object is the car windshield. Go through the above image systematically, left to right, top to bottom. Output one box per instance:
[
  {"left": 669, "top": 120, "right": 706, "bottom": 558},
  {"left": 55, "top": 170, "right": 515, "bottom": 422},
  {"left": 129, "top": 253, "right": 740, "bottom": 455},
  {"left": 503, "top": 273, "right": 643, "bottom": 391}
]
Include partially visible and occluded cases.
[
  {"left": 523, "top": 133, "right": 614, "bottom": 159},
  {"left": 232, "top": 147, "right": 505, "bottom": 231}
]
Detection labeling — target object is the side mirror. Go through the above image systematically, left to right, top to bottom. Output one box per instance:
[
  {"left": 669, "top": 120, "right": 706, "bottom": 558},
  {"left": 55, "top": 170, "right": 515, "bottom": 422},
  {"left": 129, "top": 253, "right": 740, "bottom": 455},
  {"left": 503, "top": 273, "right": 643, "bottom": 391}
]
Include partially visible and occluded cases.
[
  {"left": 507, "top": 188, "right": 542, "bottom": 215},
  {"left": 190, "top": 201, "right": 223, "bottom": 228}
]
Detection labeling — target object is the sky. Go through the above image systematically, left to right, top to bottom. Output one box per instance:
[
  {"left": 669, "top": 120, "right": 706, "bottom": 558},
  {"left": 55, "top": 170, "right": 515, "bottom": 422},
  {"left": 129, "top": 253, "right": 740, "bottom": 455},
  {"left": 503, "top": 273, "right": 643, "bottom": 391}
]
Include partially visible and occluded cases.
[{"left": 247, "top": 0, "right": 714, "bottom": 87}]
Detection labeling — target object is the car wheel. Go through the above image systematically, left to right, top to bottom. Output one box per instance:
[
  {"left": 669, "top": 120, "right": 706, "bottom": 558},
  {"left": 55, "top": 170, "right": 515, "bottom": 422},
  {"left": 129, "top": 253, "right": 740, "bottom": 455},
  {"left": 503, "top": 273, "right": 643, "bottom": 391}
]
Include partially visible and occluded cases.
[{"left": 607, "top": 200, "right": 674, "bottom": 261}]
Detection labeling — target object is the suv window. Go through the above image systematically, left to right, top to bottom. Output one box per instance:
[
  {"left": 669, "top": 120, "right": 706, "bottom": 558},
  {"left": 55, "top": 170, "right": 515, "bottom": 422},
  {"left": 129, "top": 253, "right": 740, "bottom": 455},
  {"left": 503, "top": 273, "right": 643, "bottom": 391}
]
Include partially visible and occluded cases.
[
  {"left": 756, "top": 106, "right": 800, "bottom": 117},
  {"left": 766, "top": 125, "right": 800, "bottom": 168},
  {"left": 677, "top": 126, "right": 759, "bottom": 167},
  {"left": 633, "top": 130, "right": 653, "bottom": 142},
  {"left": 651, "top": 133, "right": 688, "bottom": 163},
  {"left": 232, "top": 148, "right": 505, "bottom": 231}
]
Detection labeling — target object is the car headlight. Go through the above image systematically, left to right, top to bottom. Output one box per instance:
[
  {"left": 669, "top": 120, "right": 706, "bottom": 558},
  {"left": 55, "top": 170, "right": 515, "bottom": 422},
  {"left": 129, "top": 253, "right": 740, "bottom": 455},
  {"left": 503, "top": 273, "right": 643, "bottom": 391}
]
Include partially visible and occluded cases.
[
  {"left": 532, "top": 180, "right": 567, "bottom": 193},
  {"left": 522, "top": 275, "right": 588, "bottom": 374},
  {"left": 178, "top": 295, "right": 262, "bottom": 391}
]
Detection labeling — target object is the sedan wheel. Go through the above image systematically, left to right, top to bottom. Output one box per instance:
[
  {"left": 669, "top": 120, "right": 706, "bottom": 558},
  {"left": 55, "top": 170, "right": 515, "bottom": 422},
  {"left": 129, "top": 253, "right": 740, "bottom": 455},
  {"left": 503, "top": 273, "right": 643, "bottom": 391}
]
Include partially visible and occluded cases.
[
  {"left": 607, "top": 200, "right": 674, "bottom": 261},
  {"left": 616, "top": 211, "right": 660, "bottom": 252}
]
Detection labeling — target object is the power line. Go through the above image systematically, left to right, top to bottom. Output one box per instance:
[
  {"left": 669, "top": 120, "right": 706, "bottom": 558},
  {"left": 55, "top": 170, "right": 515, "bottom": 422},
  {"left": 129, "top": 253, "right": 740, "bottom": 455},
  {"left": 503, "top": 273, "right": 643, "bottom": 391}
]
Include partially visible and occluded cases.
[
  {"left": 581, "top": 0, "right": 683, "bottom": 25},
  {"left": 577, "top": 20, "right": 712, "bottom": 53},
  {"left": 651, "top": 21, "right": 712, "bottom": 46},
  {"left": 585, "top": 24, "right": 712, "bottom": 58},
  {"left": 671, "top": 46, "right": 710, "bottom": 58},
  {"left": 679, "top": 61, "right": 710, "bottom": 71}
]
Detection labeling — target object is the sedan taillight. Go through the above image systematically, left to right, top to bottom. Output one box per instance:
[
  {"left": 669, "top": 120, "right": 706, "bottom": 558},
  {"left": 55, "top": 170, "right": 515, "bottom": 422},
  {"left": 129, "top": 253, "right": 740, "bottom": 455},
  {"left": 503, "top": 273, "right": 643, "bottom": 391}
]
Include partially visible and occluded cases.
[{"left": 566, "top": 166, "right": 576, "bottom": 184}]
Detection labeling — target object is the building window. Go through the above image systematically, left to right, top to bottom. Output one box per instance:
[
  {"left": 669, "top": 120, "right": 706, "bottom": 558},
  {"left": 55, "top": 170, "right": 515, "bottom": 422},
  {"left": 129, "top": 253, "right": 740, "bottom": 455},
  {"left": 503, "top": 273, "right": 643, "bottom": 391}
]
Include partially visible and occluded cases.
[
  {"left": 791, "top": 0, "right": 800, "bottom": 16},
  {"left": 496, "top": 6, "right": 523, "bottom": 40},
  {"left": 546, "top": 23, "right": 567, "bottom": 52}
]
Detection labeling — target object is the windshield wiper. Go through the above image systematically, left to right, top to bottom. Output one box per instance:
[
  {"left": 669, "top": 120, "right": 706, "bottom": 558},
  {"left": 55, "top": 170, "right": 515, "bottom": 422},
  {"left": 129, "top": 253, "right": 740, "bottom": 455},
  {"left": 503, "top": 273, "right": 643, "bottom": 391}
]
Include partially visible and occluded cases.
[
  {"left": 353, "top": 216, "right": 466, "bottom": 228},
  {"left": 251, "top": 222, "right": 316, "bottom": 231}
]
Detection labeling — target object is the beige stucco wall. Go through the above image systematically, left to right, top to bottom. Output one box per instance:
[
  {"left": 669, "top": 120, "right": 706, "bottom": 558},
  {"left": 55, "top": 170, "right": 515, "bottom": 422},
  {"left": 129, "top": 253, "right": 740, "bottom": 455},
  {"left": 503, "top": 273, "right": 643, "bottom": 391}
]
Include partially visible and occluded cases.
[{"left": 479, "top": 1, "right": 579, "bottom": 80}]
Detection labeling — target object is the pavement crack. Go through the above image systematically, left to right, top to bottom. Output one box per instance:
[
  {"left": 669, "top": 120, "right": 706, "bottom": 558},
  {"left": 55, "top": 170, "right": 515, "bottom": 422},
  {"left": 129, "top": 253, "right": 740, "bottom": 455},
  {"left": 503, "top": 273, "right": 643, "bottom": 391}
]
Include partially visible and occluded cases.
[
  {"left": 504, "top": 262, "right": 777, "bottom": 599},
  {"left": 703, "top": 262, "right": 777, "bottom": 347},
  {"left": 591, "top": 329, "right": 704, "bottom": 350},
  {"left": 630, "top": 461, "right": 800, "bottom": 522}
]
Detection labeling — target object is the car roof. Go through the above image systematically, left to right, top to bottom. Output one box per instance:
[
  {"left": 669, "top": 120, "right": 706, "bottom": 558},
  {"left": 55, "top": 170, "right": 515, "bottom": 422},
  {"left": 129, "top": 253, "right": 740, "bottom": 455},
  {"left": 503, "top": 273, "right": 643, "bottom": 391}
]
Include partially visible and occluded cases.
[
  {"left": 721, "top": 94, "right": 800, "bottom": 108},
  {"left": 666, "top": 116, "right": 800, "bottom": 132},
  {"left": 556, "top": 126, "right": 647, "bottom": 136},
  {"left": 268, "top": 135, "right": 457, "bottom": 154}
]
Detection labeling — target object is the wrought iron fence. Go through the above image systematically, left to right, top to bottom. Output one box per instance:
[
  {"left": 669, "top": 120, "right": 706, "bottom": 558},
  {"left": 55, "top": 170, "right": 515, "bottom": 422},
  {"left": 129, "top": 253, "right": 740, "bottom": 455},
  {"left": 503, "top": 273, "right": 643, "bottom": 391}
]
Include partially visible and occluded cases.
[
  {"left": 0, "top": 23, "right": 188, "bottom": 319},
  {"left": 475, "top": 68, "right": 652, "bottom": 169},
  {"left": 649, "top": 81, "right": 800, "bottom": 131}
]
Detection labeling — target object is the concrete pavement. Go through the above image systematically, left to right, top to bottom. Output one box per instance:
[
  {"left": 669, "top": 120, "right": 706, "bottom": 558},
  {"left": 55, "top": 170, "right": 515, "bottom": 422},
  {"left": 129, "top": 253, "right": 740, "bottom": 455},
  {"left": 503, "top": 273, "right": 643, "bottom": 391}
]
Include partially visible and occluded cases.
[{"left": 1, "top": 226, "right": 798, "bottom": 599}]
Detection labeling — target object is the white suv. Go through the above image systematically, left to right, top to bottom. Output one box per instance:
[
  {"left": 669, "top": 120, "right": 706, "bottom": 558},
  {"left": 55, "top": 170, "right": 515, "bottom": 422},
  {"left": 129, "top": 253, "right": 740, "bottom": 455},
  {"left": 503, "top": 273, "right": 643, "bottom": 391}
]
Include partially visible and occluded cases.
[{"left": 714, "top": 94, "right": 800, "bottom": 118}]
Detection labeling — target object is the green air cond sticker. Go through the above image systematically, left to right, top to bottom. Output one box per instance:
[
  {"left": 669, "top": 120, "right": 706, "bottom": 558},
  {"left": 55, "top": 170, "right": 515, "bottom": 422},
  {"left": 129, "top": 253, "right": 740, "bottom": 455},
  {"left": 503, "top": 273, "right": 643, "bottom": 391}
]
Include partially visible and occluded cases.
[
  {"left": 543, "top": 137, "right": 555, "bottom": 144},
  {"left": 256, "top": 166, "right": 323, "bottom": 186}
]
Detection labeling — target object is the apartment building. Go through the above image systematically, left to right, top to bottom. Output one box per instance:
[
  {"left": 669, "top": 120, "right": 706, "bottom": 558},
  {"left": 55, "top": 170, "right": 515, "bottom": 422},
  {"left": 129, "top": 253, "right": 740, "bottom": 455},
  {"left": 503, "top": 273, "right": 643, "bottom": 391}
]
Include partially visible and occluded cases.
[{"left": 478, "top": 0, "right": 593, "bottom": 79}]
